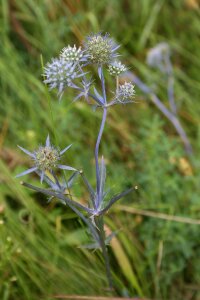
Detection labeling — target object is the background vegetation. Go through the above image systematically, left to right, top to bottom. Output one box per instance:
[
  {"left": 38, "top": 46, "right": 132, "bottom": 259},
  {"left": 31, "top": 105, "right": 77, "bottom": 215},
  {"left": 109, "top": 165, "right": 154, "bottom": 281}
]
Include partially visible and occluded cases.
[{"left": 0, "top": 0, "right": 200, "bottom": 299}]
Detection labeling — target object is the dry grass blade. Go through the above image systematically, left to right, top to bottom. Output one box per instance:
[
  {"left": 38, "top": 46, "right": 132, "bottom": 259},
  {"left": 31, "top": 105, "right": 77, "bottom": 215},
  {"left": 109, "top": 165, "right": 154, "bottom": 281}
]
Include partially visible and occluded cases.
[
  {"left": 116, "top": 205, "right": 200, "bottom": 225},
  {"left": 53, "top": 296, "right": 152, "bottom": 300}
]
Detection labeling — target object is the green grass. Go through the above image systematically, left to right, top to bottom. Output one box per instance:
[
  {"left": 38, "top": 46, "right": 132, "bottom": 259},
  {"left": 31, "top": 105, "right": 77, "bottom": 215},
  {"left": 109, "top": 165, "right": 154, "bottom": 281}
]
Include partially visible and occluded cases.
[{"left": 0, "top": 0, "right": 200, "bottom": 299}]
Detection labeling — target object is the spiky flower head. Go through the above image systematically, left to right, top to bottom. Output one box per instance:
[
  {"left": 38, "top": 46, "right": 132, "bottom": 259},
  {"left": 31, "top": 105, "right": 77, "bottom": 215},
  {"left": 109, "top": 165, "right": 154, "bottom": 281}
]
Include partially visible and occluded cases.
[
  {"left": 84, "top": 33, "right": 119, "bottom": 65},
  {"left": 146, "top": 42, "right": 170, "bottom": 72},
  {"left": 60, "top": 45, "right": 85, "bottom": 63},
  {"left": 43, "top": 57, "right": 83, "bottom": 97},
  {"left": 108, "top": 60, "right": 127, "bottom": 76},
  {"left": 116, "top": 82, "right": 135, "bottom": 103},
  {"left": 16, "top": 135, "right": 76, "bottom": 183},
  {"left": 34, "top": 145, "right": 60, "bottom": 171}
]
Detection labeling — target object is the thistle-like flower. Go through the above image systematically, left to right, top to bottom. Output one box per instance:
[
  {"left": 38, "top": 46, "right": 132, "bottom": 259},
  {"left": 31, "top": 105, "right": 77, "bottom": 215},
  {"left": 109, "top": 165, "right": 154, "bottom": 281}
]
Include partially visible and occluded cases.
[
  {"left": 84, "top": 33, "right": 119, "bottom": 65},
  {"left": 146, "top": 42, "right": 170, "bottom": 73},
  {"left": 60, "top": 45, "right": 86, "bottom": 63},
  {"left": 43, "top": 57, "right": 83, "bottom": 98},
  {"left": 108, "top": 60, "right": 127, "bottom": 76},
  {"left": 116, "top": 82, "right": 135, "bottom": 103},
  {"left": 16, "top": 135, "right": 76, "bottom": 183}
]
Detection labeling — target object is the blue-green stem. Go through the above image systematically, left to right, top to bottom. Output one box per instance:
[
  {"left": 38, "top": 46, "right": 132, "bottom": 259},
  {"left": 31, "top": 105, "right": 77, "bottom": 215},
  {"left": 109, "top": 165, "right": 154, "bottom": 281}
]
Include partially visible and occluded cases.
[
  {"left": 95, "top": 67, "right": 108, "bottom": 209},
  {"left": 95, "top": 107, "right": 107, "bottom": 209}
]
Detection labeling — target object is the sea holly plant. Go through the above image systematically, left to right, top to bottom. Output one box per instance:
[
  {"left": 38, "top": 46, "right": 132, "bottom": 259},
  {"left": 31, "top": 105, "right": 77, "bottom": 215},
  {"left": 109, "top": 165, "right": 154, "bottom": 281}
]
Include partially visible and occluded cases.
[{"left": 16, "top": 33, "right": 136, "bottom": 290}]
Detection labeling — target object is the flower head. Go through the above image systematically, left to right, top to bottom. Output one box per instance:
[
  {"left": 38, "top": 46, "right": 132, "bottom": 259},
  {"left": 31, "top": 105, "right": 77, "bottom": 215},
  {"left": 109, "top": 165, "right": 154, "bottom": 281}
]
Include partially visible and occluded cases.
[
  {"left": 84, "top": 33, "right": 119, "bottom": 65},
  {"left": 146, "top": 42, "right": 170, "bottom": 73},
  {"left": 60, "top": 45, "right": 86, "bottom": 63},
  {"left": 43, "top": 57, "right": 83, "bottom": 98},
  {"left": 108, "top": 60, "right": 127, "bottom": 76},
  {"left": 116, "top": 82, "right": 135, "bottom": 103},
  {"left": 16, "top": 135, "right": 76, "bottom": 183},
  {"left": 34, "top": 145, "right": 60, "bottom": 171}
]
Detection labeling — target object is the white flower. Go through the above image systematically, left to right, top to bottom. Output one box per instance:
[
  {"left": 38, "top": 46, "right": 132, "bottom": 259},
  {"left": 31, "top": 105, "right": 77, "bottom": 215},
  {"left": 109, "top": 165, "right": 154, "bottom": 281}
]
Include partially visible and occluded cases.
[
  {"left": 60, "top": 45, "right": 86, "bottom": 63},
  {"left": 43, "top": 57, "right": 83, "bottom": 97},
  {"left": 108, "top": 60, "right": 127, "bottom": 76},
  {"left": 117, "top": 82, "right": 135, "bottom": 103}
]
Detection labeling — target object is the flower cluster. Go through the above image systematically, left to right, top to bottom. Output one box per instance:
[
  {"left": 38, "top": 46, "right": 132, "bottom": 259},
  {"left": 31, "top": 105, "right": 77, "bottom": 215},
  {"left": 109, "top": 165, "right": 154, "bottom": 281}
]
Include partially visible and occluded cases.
[{"left": 43, "top": 32, "right": 135, "bottom": 106}]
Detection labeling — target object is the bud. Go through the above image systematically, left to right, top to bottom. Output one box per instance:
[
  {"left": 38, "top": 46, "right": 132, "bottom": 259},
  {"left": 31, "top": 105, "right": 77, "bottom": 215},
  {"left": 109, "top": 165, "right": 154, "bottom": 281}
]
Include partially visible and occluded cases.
[
  {"left": 60, "top": 45, "right": 84, "bottom": 63},
  {"left": 108, "top": 60, "right": 127, "bottom": 76},
  {"left": 117, "top": 82, "right": 135, "bottom": 103}
]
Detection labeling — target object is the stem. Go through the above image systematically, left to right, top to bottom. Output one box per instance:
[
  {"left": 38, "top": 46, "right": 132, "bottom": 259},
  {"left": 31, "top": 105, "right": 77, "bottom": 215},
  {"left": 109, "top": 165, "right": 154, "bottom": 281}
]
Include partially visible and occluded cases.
[
  {"left": 164, "top": 55, "right": 177, "bottom": 115},
  {"left": 94, "top": 67, "right": 108, "bottom": 209},
  {"left": 100, "top": 67, "right": 107, "bottom": 104},
  {"left": 126, "top": 71, "right": 192, "bottom": 155},
  {"left": 167, "top": 74, "right": 176, "bottom": 115},
  {"left": 116, "top": 76, "right": 119, "bottom": 93},
  {"left": 95, "top": 107, "right": 107, "bottom": 209},
  {"left": 96, "top": 216, "right": 113, "bottom": 290}
]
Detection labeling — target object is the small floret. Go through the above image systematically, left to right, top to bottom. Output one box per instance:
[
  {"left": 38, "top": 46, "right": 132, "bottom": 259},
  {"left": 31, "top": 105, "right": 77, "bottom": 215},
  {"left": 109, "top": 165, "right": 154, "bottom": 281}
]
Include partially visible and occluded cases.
[
  {"left": 60, "top": 45, "right": 86, "bottom": 63},
  {"left": 108, "top": 61, "right": 127, "bottom": 76},
  {"left": 116, "top": 82, "right": 135, "bottom": 103}
]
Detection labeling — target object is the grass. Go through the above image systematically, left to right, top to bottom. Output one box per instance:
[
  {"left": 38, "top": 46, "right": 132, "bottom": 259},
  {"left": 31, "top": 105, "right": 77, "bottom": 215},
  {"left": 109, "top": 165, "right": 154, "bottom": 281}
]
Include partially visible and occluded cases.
[{"left": 0, "top": 0, "right": 200, "bottom": 299}]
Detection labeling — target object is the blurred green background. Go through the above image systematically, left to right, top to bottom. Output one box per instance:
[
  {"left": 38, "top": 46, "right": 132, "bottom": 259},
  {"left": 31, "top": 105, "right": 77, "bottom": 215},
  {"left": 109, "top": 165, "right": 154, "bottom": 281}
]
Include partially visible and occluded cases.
[{"left": 0, "top": 0, "right": 200, "bottom": 299}]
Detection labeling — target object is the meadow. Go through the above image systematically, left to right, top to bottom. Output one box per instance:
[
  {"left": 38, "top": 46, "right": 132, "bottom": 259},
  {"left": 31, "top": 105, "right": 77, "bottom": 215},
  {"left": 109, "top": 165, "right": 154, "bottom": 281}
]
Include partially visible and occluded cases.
[{"left": 0, "top": 1, "right": 200, "bottom": 299}]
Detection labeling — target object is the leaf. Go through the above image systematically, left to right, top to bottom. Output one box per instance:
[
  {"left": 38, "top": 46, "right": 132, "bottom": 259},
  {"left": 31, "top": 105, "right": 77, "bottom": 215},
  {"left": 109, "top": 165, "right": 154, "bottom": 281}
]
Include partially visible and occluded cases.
[
  {"left": 98, "top": 65, "right": 102, "bottom": 80},
  {"left": 93, "top": 87, "right": 104, "bottom": 103},
  {"left": 91, "top": 105, "right": 98, "bottom": 112},
  {"left": 45, "top": 134, "right": 50, "bottom": 147},
  {"left": 60, "top": 144, "right": 72, "bottom": 155},
  {"left": 17, "top": 145, "right": 35, "bottom": 158},
  {"left": 58, "top": 165, "right": 77, "bottom": 171},
  {"left": 15, "top": 166, "right": 38, "bottom": 178},
  {"left": 66, "top": 171, "right": 79, "bottom": 188},
  {"left": 80, "top": 173, "right": 96, "bottom": 207},
  {"left": 21, "top": 181, "right": 92, "bottom": 214},
  {"left": 99, "top": 187, "right": 133, "bottom": 215},
  {"left": 105, "top": 230, "right": 119, "bottom": 245},
  {"left": 79, "top": 242, "right": 100, "bottom": 250}
]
